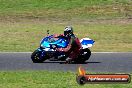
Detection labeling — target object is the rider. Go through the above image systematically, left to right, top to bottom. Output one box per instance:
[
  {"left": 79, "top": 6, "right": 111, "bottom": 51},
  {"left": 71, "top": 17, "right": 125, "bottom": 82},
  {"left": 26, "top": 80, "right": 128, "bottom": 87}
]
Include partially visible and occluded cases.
[{"left": 56, "top": 26, "right": 82, "bottom": 63}]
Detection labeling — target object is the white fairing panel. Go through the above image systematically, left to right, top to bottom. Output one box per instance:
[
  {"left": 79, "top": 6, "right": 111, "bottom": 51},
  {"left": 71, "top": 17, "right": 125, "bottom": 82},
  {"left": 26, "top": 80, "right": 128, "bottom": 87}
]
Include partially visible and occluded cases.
[{"left": 80, "top": 38, "right": 94, "bottom": 49}]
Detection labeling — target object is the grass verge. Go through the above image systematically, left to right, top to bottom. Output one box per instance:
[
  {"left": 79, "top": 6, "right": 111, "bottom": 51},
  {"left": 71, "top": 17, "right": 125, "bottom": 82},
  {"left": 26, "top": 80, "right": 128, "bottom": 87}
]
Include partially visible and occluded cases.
[
  {"left": 0, "top": 0, "right": 132, "bottom": 52},
  {"left": 0, "top": 0, "right": 132, "bottom": 20},
  {"left": 0, "top": 20, "right": 132, "bottom": 52},
  {"left": 0, "top": 71, "right": 131, "bottom": 88}
]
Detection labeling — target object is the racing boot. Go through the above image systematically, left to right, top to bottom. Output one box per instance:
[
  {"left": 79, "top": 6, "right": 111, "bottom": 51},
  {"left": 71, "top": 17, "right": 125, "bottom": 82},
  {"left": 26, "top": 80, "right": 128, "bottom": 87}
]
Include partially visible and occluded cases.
[{"left": 65, "top": 57, "right": 73, "bottom": 64}]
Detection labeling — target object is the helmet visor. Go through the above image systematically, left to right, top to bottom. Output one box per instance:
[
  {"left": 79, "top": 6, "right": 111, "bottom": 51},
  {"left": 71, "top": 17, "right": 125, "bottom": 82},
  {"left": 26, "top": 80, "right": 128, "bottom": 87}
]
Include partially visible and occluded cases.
[{"left": 64, "top": 31, "right": 69, "bottom": 36}]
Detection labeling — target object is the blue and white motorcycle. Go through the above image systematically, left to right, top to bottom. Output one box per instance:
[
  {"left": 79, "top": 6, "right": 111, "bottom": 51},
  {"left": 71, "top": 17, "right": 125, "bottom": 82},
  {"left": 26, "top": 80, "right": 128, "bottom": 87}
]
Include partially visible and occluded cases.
[{"left": 31, "top": 32, "right": 95, "bottom": 63}]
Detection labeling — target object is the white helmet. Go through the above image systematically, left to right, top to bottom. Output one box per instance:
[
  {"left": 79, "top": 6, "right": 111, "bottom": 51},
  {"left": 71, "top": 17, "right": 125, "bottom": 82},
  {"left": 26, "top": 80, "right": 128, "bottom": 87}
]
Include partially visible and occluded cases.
[{"left": 64, "top": 26, "right": 73, "bottom": 37}]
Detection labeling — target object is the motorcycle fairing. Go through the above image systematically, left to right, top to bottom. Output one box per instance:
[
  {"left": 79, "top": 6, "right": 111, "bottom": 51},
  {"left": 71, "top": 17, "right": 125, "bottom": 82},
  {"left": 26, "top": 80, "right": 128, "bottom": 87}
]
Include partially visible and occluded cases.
[
  {"left": 40, "top": 35, "right": 69, "bottom": 48},
  {"left": 80, "top": 38, "right": 95, "bottom": 49}
]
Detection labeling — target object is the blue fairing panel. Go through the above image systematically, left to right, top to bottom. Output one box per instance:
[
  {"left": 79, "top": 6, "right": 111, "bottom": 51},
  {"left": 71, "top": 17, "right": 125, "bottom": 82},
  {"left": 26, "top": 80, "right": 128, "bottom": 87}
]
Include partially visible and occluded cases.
[
  {"left": 40, "top": 35, "right": 69, "bottom": 48},
  {"left": 81, "top": 39, "right": 94, "bottom": 45}
]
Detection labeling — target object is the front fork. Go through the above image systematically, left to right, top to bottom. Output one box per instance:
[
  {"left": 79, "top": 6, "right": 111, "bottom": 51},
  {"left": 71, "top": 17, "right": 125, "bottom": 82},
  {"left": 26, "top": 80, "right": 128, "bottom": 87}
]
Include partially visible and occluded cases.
[{"left": 37, "top": 48, "right": 46, "bottom": 59}]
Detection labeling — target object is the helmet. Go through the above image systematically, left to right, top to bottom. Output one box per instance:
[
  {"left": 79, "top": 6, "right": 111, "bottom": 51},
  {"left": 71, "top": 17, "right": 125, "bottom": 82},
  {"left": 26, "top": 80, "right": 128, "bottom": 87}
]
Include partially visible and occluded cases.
[{"left": 64, "top": 26, "right": 73, "bottom": 37}]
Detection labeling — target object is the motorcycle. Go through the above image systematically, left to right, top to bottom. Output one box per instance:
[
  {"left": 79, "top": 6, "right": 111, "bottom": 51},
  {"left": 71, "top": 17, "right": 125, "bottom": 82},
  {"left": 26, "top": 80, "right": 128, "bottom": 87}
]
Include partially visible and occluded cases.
[{"left": 31, "top": 30, "right": 95, "bottom": 63}]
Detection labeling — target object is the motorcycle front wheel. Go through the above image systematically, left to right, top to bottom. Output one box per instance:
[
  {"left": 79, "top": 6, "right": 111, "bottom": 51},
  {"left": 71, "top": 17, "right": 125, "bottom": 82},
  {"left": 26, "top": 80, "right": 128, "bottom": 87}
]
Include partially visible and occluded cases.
[{"left": 31, "top": 50, "right": 46, "bottom": 63}]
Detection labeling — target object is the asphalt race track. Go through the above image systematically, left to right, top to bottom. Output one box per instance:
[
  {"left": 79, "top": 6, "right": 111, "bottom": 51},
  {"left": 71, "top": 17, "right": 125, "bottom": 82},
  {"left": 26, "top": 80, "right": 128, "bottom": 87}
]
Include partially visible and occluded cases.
[{"left": 0, "top": 52, "right": 132, "bottom": 73}]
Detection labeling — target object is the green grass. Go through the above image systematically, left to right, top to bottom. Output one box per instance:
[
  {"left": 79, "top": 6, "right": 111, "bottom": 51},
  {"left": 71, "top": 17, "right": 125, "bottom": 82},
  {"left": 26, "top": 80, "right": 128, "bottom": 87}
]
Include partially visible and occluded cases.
[
  {"left": 0, "top": 0, "right": 132, "bottom": 20},
  {"left": 0, "top": 0, "right": 132, "bottom": 52},
  {"left": 0, "top": 0, "right": 130, "bottom": 11},
  {"left": 0, "top": 1, "right": 131, "bottom": 88},
  {"left": 0, "top": 20, "right": 132, "bottom": 52},
  {"left": 0, "top": 71, "right": 131, "bottom": 88}
]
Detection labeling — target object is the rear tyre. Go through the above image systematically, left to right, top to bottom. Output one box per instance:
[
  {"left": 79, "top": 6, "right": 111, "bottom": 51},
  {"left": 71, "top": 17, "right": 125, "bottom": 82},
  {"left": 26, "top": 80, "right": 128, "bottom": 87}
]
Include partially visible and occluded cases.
[
  {"left": 74, "top": 48, "right": 91, "bottom": 63},
  {"left": 82, "top": 48, "right": 91, "bottom": 61},
  {"left": 31, "top": 50, "right": 46, "bottom": 63}
]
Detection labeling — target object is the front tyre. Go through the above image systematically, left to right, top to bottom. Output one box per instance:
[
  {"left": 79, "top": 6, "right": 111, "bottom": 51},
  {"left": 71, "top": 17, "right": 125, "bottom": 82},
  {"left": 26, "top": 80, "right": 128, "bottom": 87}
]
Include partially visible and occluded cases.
[{"left": 31, "top": 50, "right": 45, "bottom": 63}]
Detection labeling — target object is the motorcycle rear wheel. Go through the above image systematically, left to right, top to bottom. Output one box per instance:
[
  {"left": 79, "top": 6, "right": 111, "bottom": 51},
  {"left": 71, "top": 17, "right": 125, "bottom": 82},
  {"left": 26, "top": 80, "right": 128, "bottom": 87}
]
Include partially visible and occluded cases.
[{"left": 74, "top": 48, "right": 91, "bottom": 63}]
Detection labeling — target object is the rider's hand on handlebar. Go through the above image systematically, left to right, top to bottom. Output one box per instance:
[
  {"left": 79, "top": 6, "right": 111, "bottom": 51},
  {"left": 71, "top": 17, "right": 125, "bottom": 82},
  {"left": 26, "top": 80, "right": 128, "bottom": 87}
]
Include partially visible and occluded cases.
[{"left": 56, "top": 48, "right": 64, "bottom": 52}]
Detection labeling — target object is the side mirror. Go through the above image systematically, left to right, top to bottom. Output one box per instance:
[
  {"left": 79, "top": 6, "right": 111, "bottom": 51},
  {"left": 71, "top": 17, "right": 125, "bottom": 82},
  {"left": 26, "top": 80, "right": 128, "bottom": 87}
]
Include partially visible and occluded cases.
[{"left": 47, "top": 30, "right": 49, "bottom": 35}]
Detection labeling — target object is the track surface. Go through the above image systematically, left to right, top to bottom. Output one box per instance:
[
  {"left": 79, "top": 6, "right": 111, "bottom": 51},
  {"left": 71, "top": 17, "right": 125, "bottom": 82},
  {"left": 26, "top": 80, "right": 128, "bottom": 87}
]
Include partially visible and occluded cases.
[{"left": 0, "top": 52, "right": 132, "bottom": 73}]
